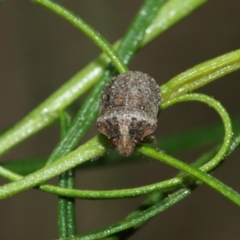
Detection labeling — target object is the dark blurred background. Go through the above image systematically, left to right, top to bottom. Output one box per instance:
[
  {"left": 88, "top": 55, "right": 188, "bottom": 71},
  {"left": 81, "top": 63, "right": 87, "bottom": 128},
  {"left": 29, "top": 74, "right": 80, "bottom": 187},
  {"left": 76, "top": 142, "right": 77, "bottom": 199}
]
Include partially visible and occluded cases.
[{"left": 0, "top": 0, "right": 240, "bottom": 239}]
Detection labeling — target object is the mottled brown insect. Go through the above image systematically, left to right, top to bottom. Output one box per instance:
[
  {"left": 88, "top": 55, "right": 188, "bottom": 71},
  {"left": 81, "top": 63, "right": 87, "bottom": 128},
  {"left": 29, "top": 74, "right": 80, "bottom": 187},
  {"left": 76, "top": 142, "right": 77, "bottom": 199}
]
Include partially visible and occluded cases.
[{"left": 96, "top": 71, "right": 160, "bottom": 156}]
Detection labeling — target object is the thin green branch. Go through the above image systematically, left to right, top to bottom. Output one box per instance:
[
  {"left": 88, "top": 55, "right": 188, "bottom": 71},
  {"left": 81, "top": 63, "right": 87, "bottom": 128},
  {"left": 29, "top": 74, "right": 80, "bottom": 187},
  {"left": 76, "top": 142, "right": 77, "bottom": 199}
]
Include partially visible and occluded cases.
[
  {"left": 34, "top": 0, "right": 127, "bottom": 74},
  {"left": 117, "top": 0, "right": 166, "bottom": 64},
  {"left": 141, "top": 0, "right": 208, "bottom": 46},
  {"left": 161, "top": 49, "right": 240, "bottom": 102},
  {"left": 161, "top": 94, "right": 232, "bottom": 172},
  {"left": 58, "top": 112, "right": 76, "bottom": 238},
  {"left": 138, "top": 147, "right": 240, "bottom": 206},
  {"left": 0, "top": 153, "right": 183, "bottom": 199},
  {"left": 58, "top": 170, "right": 76, "bottom": 238},
  {"left": 40, "top": 178, "right": 183, "bottom": 199}
]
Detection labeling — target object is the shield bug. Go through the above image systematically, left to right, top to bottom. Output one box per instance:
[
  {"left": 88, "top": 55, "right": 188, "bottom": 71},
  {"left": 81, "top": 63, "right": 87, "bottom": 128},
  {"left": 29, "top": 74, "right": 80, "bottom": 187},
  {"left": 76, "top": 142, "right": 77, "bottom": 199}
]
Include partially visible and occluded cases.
[{"left": 96, "top": 71, "right": 160, "bottom": 156}]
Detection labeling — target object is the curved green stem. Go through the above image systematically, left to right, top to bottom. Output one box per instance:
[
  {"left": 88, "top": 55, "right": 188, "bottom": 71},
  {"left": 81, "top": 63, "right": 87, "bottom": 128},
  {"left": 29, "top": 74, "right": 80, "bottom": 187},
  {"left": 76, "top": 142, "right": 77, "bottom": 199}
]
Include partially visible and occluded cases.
[
  {"left": 34, "top": 0, "right": 127, "bottom": 74},
  {"left": 161, "top": 94, "right": 233, "bottom": 171},
  {"left": 0, "top": 159, "right": 183, "bottom": 198}
]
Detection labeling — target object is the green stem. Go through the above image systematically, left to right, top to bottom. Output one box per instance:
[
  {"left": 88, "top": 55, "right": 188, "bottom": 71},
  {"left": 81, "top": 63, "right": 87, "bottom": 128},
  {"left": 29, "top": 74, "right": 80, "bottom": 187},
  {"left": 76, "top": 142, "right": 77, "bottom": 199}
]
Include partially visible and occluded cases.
[
  {"left": 34, "top": 0, "right": 127, "bottom": 74},
  {"left": 117, "top": 0, "right": 166, "bottom": 64},
  {"left": 141, "top": 0, "right": 208, "bottom": 46},
  {"left": 161, "top": 49, "right": 240, "bottom": 102},
  {"left": 161, "top": 94, "right": 232, "bottom": 172},
  {"left": 58, "top": 112, "right": 76, "bottom": 238},
  {"left": 138, "top": 148, "right": 240, "bottom": 206},
  {"left": 58, "top": 170, "right": 76, "bottom": 238}
]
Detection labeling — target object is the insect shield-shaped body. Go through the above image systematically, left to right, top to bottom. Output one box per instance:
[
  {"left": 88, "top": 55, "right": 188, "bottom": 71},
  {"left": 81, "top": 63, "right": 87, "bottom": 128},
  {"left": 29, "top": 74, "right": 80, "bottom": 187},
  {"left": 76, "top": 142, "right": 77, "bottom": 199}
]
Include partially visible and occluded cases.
[{"left": 96, "top": 71, "right": 160, "bottom": 156}]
